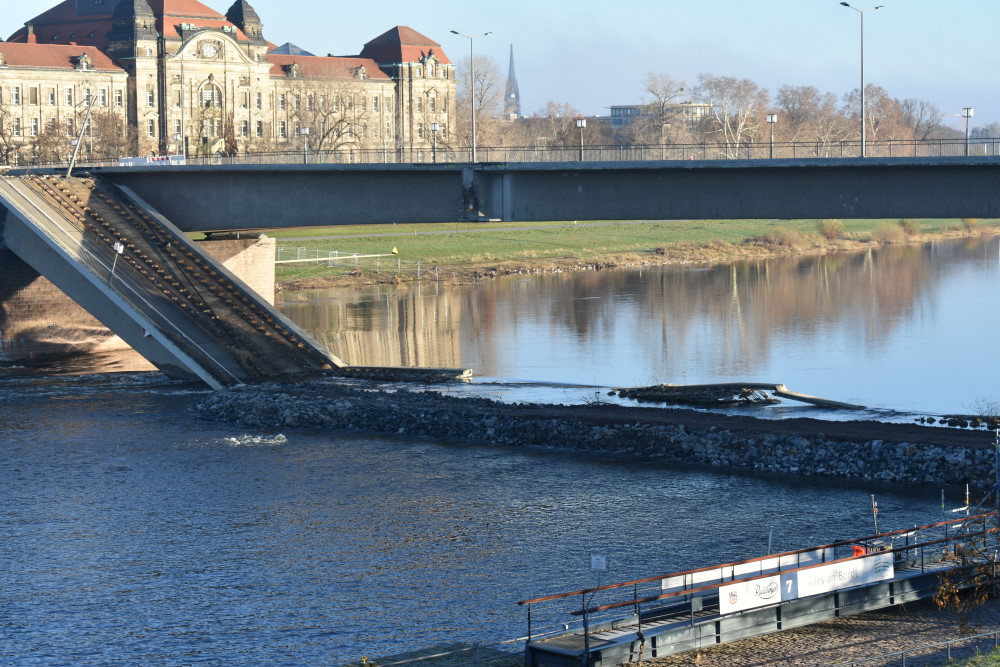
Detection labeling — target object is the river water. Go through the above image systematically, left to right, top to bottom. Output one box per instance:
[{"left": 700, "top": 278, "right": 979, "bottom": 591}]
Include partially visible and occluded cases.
[{"left": 1, "top": 237, "right": 994, "bottom": 664}]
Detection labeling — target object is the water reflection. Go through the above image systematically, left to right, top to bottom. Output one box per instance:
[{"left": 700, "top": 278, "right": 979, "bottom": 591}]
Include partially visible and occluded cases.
[{"left": 279, "top": 237, "right": 1000, "bottom": 414}]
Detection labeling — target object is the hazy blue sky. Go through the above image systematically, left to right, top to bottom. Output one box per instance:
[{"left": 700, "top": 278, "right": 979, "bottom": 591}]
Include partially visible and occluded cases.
[{"left": 3, "top": 0, "right": 996, "bottom": 129}]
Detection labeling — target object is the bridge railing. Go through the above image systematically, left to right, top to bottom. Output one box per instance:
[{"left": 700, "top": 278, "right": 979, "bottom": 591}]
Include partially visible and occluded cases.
[
  {"left": 9, "top": 137, "right": 1000, "bottom": 170},
  {"left": 516, "top": 512, "right": 998, "bottom": 644}
]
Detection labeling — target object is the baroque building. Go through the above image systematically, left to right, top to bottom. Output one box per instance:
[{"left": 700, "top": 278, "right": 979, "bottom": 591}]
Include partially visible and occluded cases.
[{"left": 1, "top": 0, "right": 456, "bottom": 161}]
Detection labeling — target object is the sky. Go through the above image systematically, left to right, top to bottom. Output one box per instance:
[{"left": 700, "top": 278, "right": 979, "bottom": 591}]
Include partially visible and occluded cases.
[{"left": 2, "top": 0, "right": 997, "bottom": 131}]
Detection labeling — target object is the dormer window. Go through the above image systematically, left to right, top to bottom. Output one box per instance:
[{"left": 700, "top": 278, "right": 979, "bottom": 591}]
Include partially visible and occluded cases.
[
  {"left": 75, "top": 54, "right": 93, "bottom": 70},
  {"left": 283, "top": 63, "right": 300, "bottom": 77},
  {"left": 354, "top": 66, "right": 367, "bottom": 80}
]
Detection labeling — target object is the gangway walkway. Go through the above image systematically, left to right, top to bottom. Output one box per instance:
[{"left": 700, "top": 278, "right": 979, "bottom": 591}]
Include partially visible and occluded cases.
[
  {"left": 0, "top": 174, "right": 341, "bottom": 387},
  {"left": 518, "top": 513, "right": 999, "bottom": 667}
]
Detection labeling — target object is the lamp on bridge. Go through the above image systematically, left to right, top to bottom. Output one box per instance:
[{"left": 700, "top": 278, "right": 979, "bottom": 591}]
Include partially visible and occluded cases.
[
  {"left": 840, "top": 2, "right": 884, "bottom": 158},
  {"left": 450, "top": 30, "right": 492, "bottom": 163},
  {"left": 962, "top": 107, "right": 974, "bottom": 157},
  {"left": 766, "top": 114, "right": 778, "bottom": 159},
  {"left": 576, "top": 116, "right": 587, "bottom": 162},
  {"left": 430, "top": 122, "right": 440, "bottom": 163},
  {"left": 300, "top": 127, "right": 310, "bottom": 164},
  {"left": 173, "top": 132, "right": 186, "bottom": 161}
]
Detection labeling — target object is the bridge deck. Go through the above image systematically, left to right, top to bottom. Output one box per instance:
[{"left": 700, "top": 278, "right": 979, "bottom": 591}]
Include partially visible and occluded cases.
[{"left": 1, "top": 174, "right": 340, "bottom": 385}]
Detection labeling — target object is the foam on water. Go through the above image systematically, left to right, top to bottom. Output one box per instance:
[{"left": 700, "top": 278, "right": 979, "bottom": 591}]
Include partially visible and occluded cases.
[{"left": 223, "top": 433, "right": 288, "bottom": 447}]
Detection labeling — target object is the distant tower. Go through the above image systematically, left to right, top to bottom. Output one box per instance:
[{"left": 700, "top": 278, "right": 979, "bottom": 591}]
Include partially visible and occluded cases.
[{"left": 503, "top": 44, "right": 521, "bottom": 120}]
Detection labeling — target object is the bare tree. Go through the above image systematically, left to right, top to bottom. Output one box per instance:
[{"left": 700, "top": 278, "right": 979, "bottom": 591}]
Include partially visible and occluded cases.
[
  {"left": 455, "top": 54, "right": 503, "bottom": 149},
  {"left": 629, "top": 73, "right": 689, "bottom": 144},
  {"left": 695, "top": 73, "right": 769, "bottom": 158},
  {"left": 288, "top": 79, "right": 377, "bottom": 153},
  {"left": 842, "top": 83, "right": 905, "bottom": 146},
  {"left": 773, "top": 85, "right": 849, "bottom": 155},
  {"left": 899, "top": 97, "right": 943, "bottom": 140}
]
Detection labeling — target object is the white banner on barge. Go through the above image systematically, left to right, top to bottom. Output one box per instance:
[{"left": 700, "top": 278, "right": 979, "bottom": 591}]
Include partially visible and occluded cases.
[{"left": 719, "top": 553, "right": 895, "bottom": 614}]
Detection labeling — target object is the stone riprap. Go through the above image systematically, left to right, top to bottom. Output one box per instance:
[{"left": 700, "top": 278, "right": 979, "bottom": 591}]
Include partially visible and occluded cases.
[{"left": 193, "top": 383, "right": 996, "bottom": 488}]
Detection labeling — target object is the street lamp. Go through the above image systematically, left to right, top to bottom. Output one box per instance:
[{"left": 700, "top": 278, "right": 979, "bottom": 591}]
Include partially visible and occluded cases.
[
  {"left": 840, "top": 2, "right": 883, "bottom": 158},
  {"left": 450, "top": 29, "right": 492, "bottom": 162},
  {"left": 962, "top": 107, "right": 974, "bottom": 157},
  {"left": 766, "top": 114, "right": 778, "bottom": 159},
  {"left": 575, "top": 116, "right": 587, "bottom": 161},
  {"left": 430, "top": 122, "right": 439, "bottom": 162},
  {"left": 300, "top": 126, "right": 310, "bottom": 164},
  {"left": 173, "top": 132, "right": 186, "bottom": 161}
]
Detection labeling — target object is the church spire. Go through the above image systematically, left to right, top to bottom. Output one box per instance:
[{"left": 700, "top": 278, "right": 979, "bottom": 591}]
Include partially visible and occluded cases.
[{"left": 503, "top": 44, "right": 522, "bottom": 119}]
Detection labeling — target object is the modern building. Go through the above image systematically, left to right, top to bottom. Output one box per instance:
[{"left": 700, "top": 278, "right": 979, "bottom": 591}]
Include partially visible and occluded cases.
[
  {"left": 0, "top": 0, "right": 457, "bottom": 161},
  {"left": 609, "top": 102, "right": 713, "bottom": 131}
]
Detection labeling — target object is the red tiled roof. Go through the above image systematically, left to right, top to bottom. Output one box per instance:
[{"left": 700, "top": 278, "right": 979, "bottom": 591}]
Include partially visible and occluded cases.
[
  {"left": 7, "top": 0, "right": 249, "bottom": 47},
  {"left": 359, "top": 26, "right": 452, "bottom": 65},
  {"left": 0, "top": 42, "right": 123, "bottom": 71},
  {"left": 267, "top": 54, "right": 391, "bottom": 81}
]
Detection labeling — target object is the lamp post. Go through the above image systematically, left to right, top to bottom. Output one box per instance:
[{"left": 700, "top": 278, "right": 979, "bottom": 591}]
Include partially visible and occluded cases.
[
  {"left": 840, "top": 2, "right": 883, "bottom": 157},
  {"left": 450, "top": 30, "right": 492, "bottom": 162},
  {"left": 962, "top": 107, "right": 974, "bottom": 157},
  {"left": 766, "top": 114, "right": 777, "bottom": 159},
  {"left": 575, "top": 116, "right": 586, "bottom": 161},
  {"left": 430, "top": 122, "right": 439, "bottom": 162},
  {"left": 300, "top": 126, "right": 310, "bottom": 164},
  {"left": 173, "top": 132, "right": 186, "bottom": 162}
]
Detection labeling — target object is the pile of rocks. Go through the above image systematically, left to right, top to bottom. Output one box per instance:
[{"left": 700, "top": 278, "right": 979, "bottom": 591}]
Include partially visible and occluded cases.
[{"left": 193, "top": 383, "right": 996, "bottom": 488}]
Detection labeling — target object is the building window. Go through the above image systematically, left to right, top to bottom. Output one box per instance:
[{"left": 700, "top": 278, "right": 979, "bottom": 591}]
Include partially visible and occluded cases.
[
  {"left": 146, "top": 47, "right": 153, "bottom": 57},
  {"left": 415, "top": 67, "right": 422, "bottom": 77},
  {"left": 201, "top": 85, "right": 221, "bottom": 108},
  {"left": 11, "top": 87, "right": 20, "bottom": 105},
  {"left": 29, "top": 87, "right": 38, "bottom": 105},
  {"left": 46, "top": 88, "right": 55, "bottom": 105},
  {"left": 83, "top": 88, "right": 91, "bottom": 103},
  {"left": 64, "top": 89, "right": 73, "bottom": 106},
  {"left": 99, "top": 89, "right": 107, "bottom": 107},
  {"left": 147, "top": 89, "right": 155, "bottom": 107},
  {"left": 115, "top": 90, "right": 123, "bottom": 107},
  {"left": 241, "top": 91, "right": 249, "bottom": 109},
  {"left": 255, "top": 92, "right": 262, "bottom": 110},
  {"left": 278, "top": 94, "right": 286, "bottom": 111},
  {"left": 306, "top": 94, "right": 313, "bottom": 111},
  {"left": 294, "top": 95, "right": 300, "bottom": 110},
  {"left": 373, "top": 96, "right": 379, "bottom": 112},
  {"left": 429, "top": 97, "right": 436, "bottom": 112},
  {"left": 415, "top": 98, "right": 422, "bottom": 113},
  {"left": 12, "top": 117, "right": 20, "bottom": 136},
  {"left": 29, "top": 118, "right": 38, "bottom": 137},
  {"left": 66, "top": 118, "right": 74, "bottom": 136},
  {"left": 147, "top": 119, "right": 156, "bottom": 137},
  {"left": 173, "top": 119, "right": 181, "bottom": 135},
  {"left": 240, "top": 120, "right": 249, "bottom": 137},
  {"left": 256, "top": 120, "right": 263, "bottom": 137},
  {"left": 278, "top": 120, "right": 287, "bottom": 138},
  {"left": 417, "top": 123, "right": 423, "bottom": 139}
]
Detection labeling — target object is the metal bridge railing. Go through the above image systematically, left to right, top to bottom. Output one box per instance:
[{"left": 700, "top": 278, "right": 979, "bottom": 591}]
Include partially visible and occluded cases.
[{"left": 10, "top": 136, "right": 1000, "bottom": 170}]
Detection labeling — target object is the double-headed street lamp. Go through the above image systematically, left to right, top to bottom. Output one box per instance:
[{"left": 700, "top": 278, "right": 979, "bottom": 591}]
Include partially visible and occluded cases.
[
  {"left": 840, "top": 2, "right": 883, "bottom": 158},
  {"left": 450, "top": 29, "right": 492, "bottom": 162},
  {"left": 962, "top": 107, "right": 974, "bottom": 157},
  {"left": 766, "top": 114, "right": 778, "bottom": 159}
]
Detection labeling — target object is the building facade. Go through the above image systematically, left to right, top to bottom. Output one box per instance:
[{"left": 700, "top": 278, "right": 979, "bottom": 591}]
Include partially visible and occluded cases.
[{"left": 1, "top": 0, "right": 456, "bottom": 161}]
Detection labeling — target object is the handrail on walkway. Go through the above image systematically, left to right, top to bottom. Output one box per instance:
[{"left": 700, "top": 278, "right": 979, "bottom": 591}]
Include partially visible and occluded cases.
[{"left": 518, "top": 512, "right": 996, "bottom": 606}]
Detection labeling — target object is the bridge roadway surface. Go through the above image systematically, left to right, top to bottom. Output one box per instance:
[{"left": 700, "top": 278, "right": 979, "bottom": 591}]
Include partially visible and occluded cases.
[
  {"left": 75, "top": 156, "right": 1000, "bottom": 232},
  {"left": 0, "top": 174, "right": 340, "bottom": 386}
]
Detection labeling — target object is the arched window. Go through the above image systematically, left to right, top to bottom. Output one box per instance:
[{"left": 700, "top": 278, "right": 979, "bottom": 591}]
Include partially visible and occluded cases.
[{"left": 201, "top": 83, "right": 222, "bottom": 108}]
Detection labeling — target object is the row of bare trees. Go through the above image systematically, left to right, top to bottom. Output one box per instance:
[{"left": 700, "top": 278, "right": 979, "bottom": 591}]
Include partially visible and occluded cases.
[{"left": 453, "top": 55, "right": 968, "bottom": 153}]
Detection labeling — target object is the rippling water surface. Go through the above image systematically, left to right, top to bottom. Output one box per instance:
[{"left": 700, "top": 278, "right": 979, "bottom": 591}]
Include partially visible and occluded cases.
[
  {"left": 4, "top": 237, "right": 995, "bottom": 663},
  {"left": 1, "top": 372, "right": 948, "bottom": 665}
]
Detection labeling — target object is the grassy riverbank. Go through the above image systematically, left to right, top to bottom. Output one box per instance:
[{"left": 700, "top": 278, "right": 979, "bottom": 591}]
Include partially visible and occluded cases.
[{"left": 268, "top": 217, "right": 1000, "bottom": 291}]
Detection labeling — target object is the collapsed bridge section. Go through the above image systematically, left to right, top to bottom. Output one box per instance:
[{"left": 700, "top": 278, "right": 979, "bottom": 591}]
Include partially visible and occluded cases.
[{"left": 0, "top": 174, "right": 342, "bottom": 387}]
